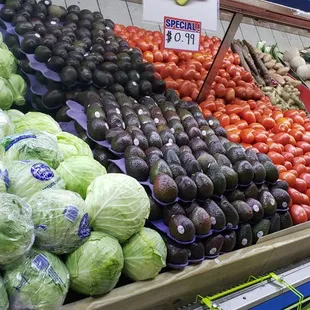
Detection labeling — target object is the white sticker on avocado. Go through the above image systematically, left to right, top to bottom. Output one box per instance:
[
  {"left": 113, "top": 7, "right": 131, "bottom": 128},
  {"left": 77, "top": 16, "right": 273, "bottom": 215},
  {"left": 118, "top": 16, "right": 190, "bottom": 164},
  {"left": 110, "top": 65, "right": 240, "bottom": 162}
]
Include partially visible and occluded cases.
[
  {"left": 44, "top": 0, "right": 50, "bottom": 5},
  {"left": 51, "top": 21, "right": 56, "bottom": 25},
  {"left": 106, "top": 27, "right": 111, "bottom": 30},
  {"left": 35, "top": 33, "right": 41, "bottom": 38},
  {"left": 106, "top": 41, "right": 111, "bottom": 44},
  {"left": 84, "top": 53, "right": 89, "bottom": 57},
  {"left": 132, "top": 82, "right": 138, "bottom": 86},
  {"left": 146, "top": 96, "right": 151, "bottom": 98},
  {"left": 115, "top": 108, "right": 121, "bottom": 115},
  {"left": 138, "top": 109, "right": 143, "bottom": 115},
  {"left": 94, "top": 111, "right": 101, "bottom": 118},
  {"left": 154, "top": 118, "right": 159, "bottom": 124},
  {"left": 209, "top": 120, "right": 214, "bottom": 126},
  {"left": 122, "top": 122, "right": 126, "bottom": 129},
  {"left": 105, "top": 123, "right": 109, "bottom": 129},
  {"left": 170, "top": 128, "right": 175, "bottom": 134},
  {"left": 201, "top": 130, "right": 206, "bottom": 136},
  {"left": 133, "top": 138, "right": 139, "bottom": 146},
  {"left": 168, "top": 138, "right": 174, "bottom": 144},
  {"left": 166, "top": 142, "right": 173, "bottom": 147},
  {"left": 270, "top": 198, "right": 275, "bottom": 205},
  {"left": 282, "top": 202, "right": 288, "bottom": 208},
  {"left": 253, "top": 205, "right": 260, "bottom": 212},
  {"left": 210, "top": 217, "right": 216, "bottom": 225},
  {"left": 177, "top": 225, "right": 185, "bottom": 235},
  {"left": 257, "top": 231, "right": 264, "bottom": 238},
  {"left": 242, "top": 238, "right": 248, "bottom": 246},
  {"left": 209, "top": 247, "right": 217, "bottom": 255},
  {"left": 214, "top": 258, "right": 220, "bottom": 264}
]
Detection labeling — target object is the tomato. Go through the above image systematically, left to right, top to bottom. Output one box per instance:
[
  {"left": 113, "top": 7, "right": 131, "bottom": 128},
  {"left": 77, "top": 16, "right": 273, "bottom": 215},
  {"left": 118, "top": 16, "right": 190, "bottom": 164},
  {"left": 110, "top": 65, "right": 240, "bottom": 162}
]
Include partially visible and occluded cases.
[
  {"left": 135, "top": 39, "right": 150, "bottom": 52},
  {"left": 152, "top": 50, "right": 163, "bottom": 62},
  {"left": 143, "top": 51, "right": 154, "bottom": 63},
  {"left": 233, "top": 53, "right": 240, "bottom": 65},
  {"left": 241, "top": 71, "right": 252, "bottom": 82},
  {"left": 179, "top": 80, "right": 192, "bottom": 97},
  {"left": 213, "top": 83, "right": 226, "bottom": 98},
  {"left": 235, "top": 86, "right": 247, "bottom": 99},
  {"left": 225, "top": 88, "right": 235, "bottom": 102},
  {"left": 200, "top": 100, "right": 216, "bottom": 112},
  {"left": 226, "top": 104, "right": 243, "bottom": 115},
  {"left": 202, "top": 109, "right": 212, "bottom": 118},
  {"left": 241, "top": 110, "right": 256, "bottom": 124},
  {"left": 218, "top": 114, "right": 230, "bottom": 127},
  {"left": 292, "top": 114, "right": 305, "bottom": 125},
  {"left": 260, "top": 116, "right": 276, "bottom": 130},
  {"left": 235, "top": 120, "right": 248, "bottom": 130},
  {"left": 240, "top": 128, "right": 255, "bottom": 144},
  {"left": 289, "top": 129, "right": 303, "bottom": 141},
  {"left": 253, "top": 130, "right": 267, "bottom": 143},
  {"left": 227, "top": 131, "right": 240, "bottom": 143},
  {"left": 272, "top": 133, "right": 290, "bottom": 145},
  {"left": 296, "top": 141, "right": 310, "bottom": 153},
  {"left": 253, "top": 142, "right": 269, "bottom": 154},
  {"left": 267, "top": 142, "right": 283, "bottom": 153},
  {"left": 284, "top": 144, "right": 297, "bottom": 156},
  {"left": 295, "top": 147, "right": 304, "bottom": 156},
  {"left": 267, "top": 151, "right": 285, "bottom": 165},
  {"left": 282, "top": 152, "right": 294, "bottom": 163},
  {"left": 293, "top": 156, "right": 306, "bottom": 166},
  {"left": 284, "top": 161, "right": 293, "bottom": 170},
  {"left": 293, "top": 164, "right": 307, "bottom": 176},
  {"left": 277, "top": 165, "right": 287, "bottom": 174},
  {"left": 280, "top": 172, "right": 297, "bottom": 187},
  {"left": 295, "top": 178, "right": 308, "bottom": 193},
  {"left": 288, "top": 188, "right": 304, "bottom": 205},
  {"left": 290, "top": 204, "right": 308, "bottom": 224},
  {"left": 301, "top": 204, "right": 310, "bottom": 219}
]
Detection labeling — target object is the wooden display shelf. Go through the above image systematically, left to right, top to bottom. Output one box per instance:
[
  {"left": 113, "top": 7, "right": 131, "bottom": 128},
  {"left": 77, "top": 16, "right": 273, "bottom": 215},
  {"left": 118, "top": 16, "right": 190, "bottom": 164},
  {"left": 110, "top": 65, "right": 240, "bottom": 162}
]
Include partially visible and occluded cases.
[{"left": 61, "top": 222, "right": 310, "bottom": 310}]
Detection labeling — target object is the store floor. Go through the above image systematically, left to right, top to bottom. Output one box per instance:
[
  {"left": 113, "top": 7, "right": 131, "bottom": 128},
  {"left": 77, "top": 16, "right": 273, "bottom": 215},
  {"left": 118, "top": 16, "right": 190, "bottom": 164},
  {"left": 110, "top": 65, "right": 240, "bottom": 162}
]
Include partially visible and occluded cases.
[{"left": 53, "top": 0, "right": 310, "bottom": 51}]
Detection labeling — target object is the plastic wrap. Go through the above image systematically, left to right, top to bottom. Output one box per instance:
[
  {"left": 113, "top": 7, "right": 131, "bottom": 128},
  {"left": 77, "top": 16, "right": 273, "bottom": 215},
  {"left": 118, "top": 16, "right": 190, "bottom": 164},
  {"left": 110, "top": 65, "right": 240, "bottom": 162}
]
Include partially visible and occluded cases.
[
  {"left": 0, "top": 109, "right": 14, "bottom": 139},
  {"left": 0, "top": 160, "right": 9, "bottom": 192},
  {"left": 28, "top": 189, "right": 91, "bottom": 255},
  {"left": 0, "top": 193, "right": 34, "bottom": 268},
  {"left": 4, "top": 249, "right": 70, "bottom": 310},
  {"left": 0, "top": 277, "right": 8, "bottom": 310}
]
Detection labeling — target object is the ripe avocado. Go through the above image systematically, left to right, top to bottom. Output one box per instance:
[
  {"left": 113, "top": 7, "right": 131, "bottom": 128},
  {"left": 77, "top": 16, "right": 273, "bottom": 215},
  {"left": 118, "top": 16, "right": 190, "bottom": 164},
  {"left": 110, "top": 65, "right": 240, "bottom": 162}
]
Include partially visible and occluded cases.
[
  {"left": 124, "top": 114, "right": 141, "bottom": 128},
  {"left": 205, "top": 116, "right": 220, "bottom": 129},
  {"left": 87, "top": 118, "right": 109, "bottom": 141},
  {"left": 187, "top": 126, "right": 202, "bottom": 140},
  {"left": 213, "top": 126, "right": 227, "bottom": 138},
  {"left": 105, "top": 128, "right": 124, "bottom": 143},
  {"left": 130, "top": 130, "right": 149, "bottom": 150},
  {"left": 159, "top": 130, "right": 175, "bottom": 145},
  {"left": 145, "top": 131, "right": 163, "bottom": 148},
  {"left": 175, "top": 131, "right": 190, "bottom": 146},
  {"left": 111, "top": 132, "right": 133, "bottom": 153},
  {"left": 188, "top": 137, "right": 208, "bottom": 154},
  {"left": 208, "top": 141, "right": 226, "bottom": 156},
  {"left": 161, "top": 143, "right": 180, "bottom": 156},
  {"left": 124, "top": 145, "right": 146, "bottom": 160},
  {"left": 145, "top": 147, "right": 163, "bottom": 158},
  {"left": 226, "top": 147, "right": 247, "bottom": 164},
  {"left": 245, "top": 148, "right": 259, "bottom": 163},
  {"left": 163, "top": 149, "right": 181, "bottom": 165},
  {"left": 146, "top": 153, "right": 161, "bottom": 167},
  {"left": 197, "top": 153, "right": 217, "bottom": 173},
  {"left": 214, "top": 153, "right": 232, "bottom": 168},
  {"left": 257, "top": 153, "right": 272, "bottom": 163},
  {"left": 125, "top": 157, "right": 149, "bottom": 181},
  {"left": 149, "top": 159, "right": 173, "bottom": 183},
  {"left": 183, "top": 159, "right": 202, "bottom": 176},
  {"left": 234, "top": 160, "right": 254, "bottom": 186},
  {"left": 252, "top": 161, "right": 267, "bottom": 184},
  {"left": 263, "top": 161, "right": 279, "bottom": 184},
  {"left": 205, "top": 162, "right": 226, "bottom": 196},
  {"left": 107, "top": 163, "right": 123, "bottom": 174},
  {"left": 170, "top": 164, "right": 187, "bottom": 179},
  {"left": 221, "top": 166, "right": 238, "bottom": 191},
  {"left": 191, "top": 172, "right": 214, "bottom": 200},
  {"left": 153, "top": 174, "right": 178, "bottom": 203},
  {"left": 175, "top": 176, "right": 197, "bottom": 201},
  {"left": 269, "top": 180, "right": 289, "bottom": 191},
  {"left": 243, "top": 182, "right": 259, "bottom": 199},
  {"left": 270, "top": 188, "right": 290, "bottom": 210},
  {"left": 225, "top": 189, "right": 245, "bottom": 203},
  {"left": 259, "top": 191, "right": 277, "bottom": 217},
  {"left": 149, "top": 197, "right": 163, "bottom": 221},
  {"left": 217, "top": 198, "right": 239, "bottom": 227},
  {"left": 246, "top": 198, "right": 264, "bottom": 222},
  {"left": 202, "top": 199, "right": 226, "bottom": 230},
  {"left": 231, "top": 201, "right": 253, "bottom": 223},
  {"left": 163, "top": 203, "right": 186, "bottom": 225},
  {"left": 188, "top": 207, "right": 212, "bottom": 235},
  {"left": 280, "top": 211, "right": 293, "bottom": 230},
  {"left": 269, "top": 213, "right": 281, "bottom": 234},
  {"left": 169, "top": 215, "right": 196, "bottom": 242},
  {"left": 252, "top": 219, "right": 271, "bottom": 244},
  {"left": 236, "top": 224, "right": 253, "bottom": 248},
  {"left": 222, "top": 231, "right": 237, "bottom": 252},
  {"left": 203, "top": 234, "right": 224, "bottom": 257},
  {"left": 167, "top": 242, "right": 189, "bottom": 265},
  {"left": 188, "top": 242, "right": 205, "bottom": 260}
]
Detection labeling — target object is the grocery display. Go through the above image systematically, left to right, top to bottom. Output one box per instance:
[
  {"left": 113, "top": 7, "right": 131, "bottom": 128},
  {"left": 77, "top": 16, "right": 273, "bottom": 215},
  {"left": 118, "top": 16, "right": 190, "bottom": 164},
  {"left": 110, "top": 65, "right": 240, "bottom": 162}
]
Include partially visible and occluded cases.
[{"left": 0, "top": 0, "right": 310, "bottom": 309}]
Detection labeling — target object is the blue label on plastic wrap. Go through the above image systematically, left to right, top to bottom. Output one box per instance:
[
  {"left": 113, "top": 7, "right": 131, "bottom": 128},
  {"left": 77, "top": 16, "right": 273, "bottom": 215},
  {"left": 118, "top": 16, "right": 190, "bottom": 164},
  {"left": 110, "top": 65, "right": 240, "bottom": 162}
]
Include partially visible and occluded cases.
[
  {"left": 1, "top": 134, "right": 36, "bottom": 151},
  {"left": 31, "top": 163, "right": 54, "bottom": 181},
  {"left": 0, "top": 168, "right": 10, "bottom": 189},
  {"left": 64, "top": 206, "right": 79, "bottom": 223},
  {"left": 78, "top": 213, "right": 91, "bottom": 239},
  {"left": 34, "top": 224, "right": 47, "bottom": 231},
  {"left": 14, "top": 276, "right": 28, "bottom": 292}
]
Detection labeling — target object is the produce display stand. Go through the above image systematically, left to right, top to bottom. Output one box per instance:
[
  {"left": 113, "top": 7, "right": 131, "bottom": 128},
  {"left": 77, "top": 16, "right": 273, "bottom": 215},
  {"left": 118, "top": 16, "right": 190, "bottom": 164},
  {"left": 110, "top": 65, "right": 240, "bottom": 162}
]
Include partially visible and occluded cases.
[{"left": 61, "top": 222, "right": 310, "bottom": 310}]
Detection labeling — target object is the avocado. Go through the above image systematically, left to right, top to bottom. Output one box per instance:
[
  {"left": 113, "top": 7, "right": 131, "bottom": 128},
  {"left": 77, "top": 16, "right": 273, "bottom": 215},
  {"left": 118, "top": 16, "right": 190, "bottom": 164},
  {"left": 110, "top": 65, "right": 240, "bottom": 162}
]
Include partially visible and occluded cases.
[
  {"left": 175, "top": 0, "right": 190, "bottom": 6},
  {"left": 87, "top": 103, "right": 106, "bottom": 120},
  {"left": 124, "top": 114, "right": 141, "bottom": 128},
  {"left": 205, "top": 116, "right": 220, "bottom": 129},
  {"left": 87, "top": 118, "right": 109, "bottom": 141},
  {"left": 201, "top": 126, "right": 215, "bottom": 137},
  {"left": 213, "top": 126, "right": 227, "bottom": 138},
  {"left": 187, "top": 127, "right": 202, "bottom": 140},
  {"left": 105, "top": 128, "right": 125, "bottom": 144},
  {"left": 130, "top": 130, "right": 149, "bottom": 150},
  {"left": 145, "top": 131, "right": 163, "bottom": 148},
  {"left": 111, "top": 132, "right": 133, "bottom": 153},
  {"left": 175, "top": 132, "right": 190, "bottom": 146},
  {"left": 188, "top": 137, "right": 208, "bottom": 154},
  {"left": 208, "top": 141, "right": 226, "bottom": 156},
  {"left": 224, "top": 142, "right": 239, "bottom": 152},
  {"left": 161, "top": 143, "right": 180, "bottom": 155},
  {"left": 180, "top": 145, "right": 192, "bottom": 154},
  {"left": 124, "top": 146, "right": 146, "bottom": 160},
  {"left": 145, "top": 147, "right": 163, "bottom": 158},
  {"left": 226, "top": 147, "right": 247, "bottom": 164},
  {"left": 93, "top": 148, "right": 115, "bottom": 168},
  {"left": 245, "top": 148, "right": 259, "bottom": 164},
  {"left": 163, "top": 149, "right": 181, "bottom": 165},
  {"left": 197, "top": 153, "right": 217, "bottom": 173},
  {"left": 214, "top": 153, "right": 232, "bottom": 168},
  {"left": 257, "top": 153, "right": 272, "bottom": 163},
  {"left": 147, "top": 154, "right": 161, "bottom": 167},
  {"left": 125, "top": 157, "right": 149, "bottom": 181},
  {"left": 149, "top": 159, "right": 173, "bottom": 183},
  {"left": 183, "top": 159, "right": 202, "bottom": 177},
  {"left": 234, "top": 160, "right": 254, "bottom": 186},
  {"left": 252, "top": 161, "right": 267, "bottom": 184},
  {"left": 263, "top": 161, "right": 279, "bottom": 184},
  {"left": 204, "top": 162, "right": 226, "bottom": 196},
  {"left": 107, "top": 163, "right": 123, "bottom": 174},
  {"left": 170, "top": 164, "right": 187, "bottom": 179},
  {"left": 221, "top": 166, "right": 238, "bottom": 191},
  {"left": 191, "top": 172, "right": 214, "bottom": 200},
  {"left": 153, "top": 174, "right": 178, "bottom": 203},
  {"left": 175, "top": 176, "right": 197, "bottom": 201},
  {"left": 269, "top": 180, "right": 289, "bottom": 191},
  {"left": 243, "top": 182, "right": 259, "bottom": 199},
  {"left": 258, "top": 183, "right": 269, "bottom": 195},
  {"left": 270, "top": 188, "right": 290, "bottom": 210},
  {"left": 225, "top": 189, "right": 245, "bottom": 203},
  {"left": 259, "top": 191, "right": 277, "bottom": 217},
  {"left": 148, "top": 197, "right": 163, "bottom": 221},
  {"left": 218, "top": 198, "right": 239, "bottom": 227},
  {"left": 246, "top": 198, "right": 264, "bottom": 222},
  {"left": 202, "top": 199, "right": 226, "bottom": 230},
  {"left": 184, "top": 201, "right": 201, "bottom": 216},
  {"left": 231, "top": 201, "right": 253, "bottom": 223},
  {"left": 163, "top": 203, "right": 186, "bottom": 225},
  {"left": 188, "top": 207, "right": 212, "bottom": 235},
  {"left": 280, "top": 211, "right": 293, "bottom": 230},
  {"left": 269, "top": 213, "right": 281, "bottom": 234},
  {"left": 169, "top": 215, "right": 196, "bottom": 242},
  {"left": 252, "top": 219, "right": 271, "bottom": 244},
  {"left": 236, "top": 224, "right": 253, "bottom": 248},
  {"left": 222, "top": 231, "right": 237, "bottom": 252},
  {"left": 203, "top": 234, "right": 224, "bottom": 257},
  {"left": 188, "top": 242, "right": 205, "bottom": 260},
  {"left": 167, "top": 243, "right": 189, "bottom": 265}
]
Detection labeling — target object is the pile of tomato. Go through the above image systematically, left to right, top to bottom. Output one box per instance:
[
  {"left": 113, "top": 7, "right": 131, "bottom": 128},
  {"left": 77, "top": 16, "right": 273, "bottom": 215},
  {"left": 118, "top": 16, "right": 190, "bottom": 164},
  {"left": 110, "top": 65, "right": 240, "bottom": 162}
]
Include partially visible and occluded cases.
[{"left": 115, "top": 24, "right": 310, "bottom": 225}]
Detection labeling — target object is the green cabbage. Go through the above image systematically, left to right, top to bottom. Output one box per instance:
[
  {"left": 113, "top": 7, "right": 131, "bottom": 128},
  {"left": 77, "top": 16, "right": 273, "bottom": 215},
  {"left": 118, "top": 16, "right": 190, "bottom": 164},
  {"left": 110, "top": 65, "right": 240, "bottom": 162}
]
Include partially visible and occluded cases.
[
  {"left": 0, "top": 48, "right": 17, "bottom": 79},
  {"left": 6, "top": 74, "right": 27, "bottom": 106},
  {"left": 0, "top": 78, "right": 13, "bottom": 110},
  {"left": 0, "top": 109, "right": 14, "bottom": 139},
  {"left": 5, "top": 109, "right": 24, "bottom": 126},
  {"left": 15, "top": 112, "right": 61, "bottom": 135},
  {"left": 1, "top": 130, "right": 63, "bottom": 169},
  {"left": 56, "top": 132, "right": 93, "bottom": 160},
  {"left": 57, "top": 156, "right": 106, "bottom": 199},
  {"left": 7, "top": 160, "right": 65, "bottom": 200},
  {"left": 0, "top": 161, "right": 9, "bottom": 192},
  {"left": 85, "top": 174, "right": 150, "bottom": 243},
  {"left": 28, "top": 189, "right": 91, "bottom": 254},
  {"left": 0, "top": 193, "right": 34, "bottom": 268},
  {"left": 122, "top": 228, "right": 167, "bottom": 281},
  {"left": 65, "top": 232, "right": 123, "bottom": 296},
  {"left": 4, "top": 248, "right": 70, "bottom": 309},
  {"left": 0, "top": 277, "right": 8, "bottom": 310}
]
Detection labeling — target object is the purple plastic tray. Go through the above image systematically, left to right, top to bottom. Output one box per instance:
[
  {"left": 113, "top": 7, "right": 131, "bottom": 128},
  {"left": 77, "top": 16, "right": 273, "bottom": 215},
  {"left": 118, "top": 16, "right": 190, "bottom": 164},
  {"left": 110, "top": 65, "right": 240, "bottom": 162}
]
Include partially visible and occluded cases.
[
  {"left": 59, "top": 121, "right": 77, "bottom": 135},
  {"left": 167, "top": 262, "right": 188, "bottom": 270}
]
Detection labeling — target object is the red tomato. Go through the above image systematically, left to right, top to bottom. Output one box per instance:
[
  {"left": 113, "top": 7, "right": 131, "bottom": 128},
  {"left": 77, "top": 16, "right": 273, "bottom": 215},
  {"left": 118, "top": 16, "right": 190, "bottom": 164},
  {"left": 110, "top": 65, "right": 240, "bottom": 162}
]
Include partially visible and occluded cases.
[
  {"left": 152, "top": 50, "right": 163, "bottom": 62},
  {"left": 143, "top": 51, "right": 154, "bottom": 63},
  {"left": 234, "top": 86, "right": 247, "bottom": 99},
  {"left": 225, "top": 88, "right": 235, "bottom": 102},
  {"left": 241, "top": 110, "right": 256, "bottom": 124},
  {"left": 260, "top": 116, "right": 276, "bottom": 130},
  {"left": 240, "top": 129, "right": 255, "bottom": 144},
  {"left": 272, "top": 133, "right": 290, "bottom": 145},
  {"left": 296, "top": 141, "right": 310, "bottom": 153},
  {"left": 253, "top": 142, "right": 268, "bottom": 154},
  {"left": 267, "top": 151, "right": 285, "bottom": 165},
  {"left": 282, "top": 152, "right": 294, "bottom": 163},
  {"left": 293, "top": 164, "right": 307, "bottom": 176},
  {"left": 280, "top": 172, "right": 297, "bottom": 187},
  {"left": 295, "top": 178, "right": 308, "bottom": 193},
  {"left": 290, "top": 204, "right": 308, "bottom": 224},
  {"left": 301, "top": 204, "right": 310, "bottom": 219}
]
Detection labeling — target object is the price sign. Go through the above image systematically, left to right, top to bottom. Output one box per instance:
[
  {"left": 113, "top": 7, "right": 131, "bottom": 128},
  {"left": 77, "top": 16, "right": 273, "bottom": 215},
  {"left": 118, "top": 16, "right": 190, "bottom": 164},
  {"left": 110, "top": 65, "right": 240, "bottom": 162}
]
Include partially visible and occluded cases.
[{"left": 163, "top": 16, "right": 201, "bottom": 52}]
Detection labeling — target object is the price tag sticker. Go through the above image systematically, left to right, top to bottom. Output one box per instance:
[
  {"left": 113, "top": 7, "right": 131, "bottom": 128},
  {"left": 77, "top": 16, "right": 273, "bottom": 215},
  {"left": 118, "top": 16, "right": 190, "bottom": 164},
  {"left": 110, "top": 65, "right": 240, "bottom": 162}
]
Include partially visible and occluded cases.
[{"left": 163, "top": 16, "right": 201, "bottom": 52}]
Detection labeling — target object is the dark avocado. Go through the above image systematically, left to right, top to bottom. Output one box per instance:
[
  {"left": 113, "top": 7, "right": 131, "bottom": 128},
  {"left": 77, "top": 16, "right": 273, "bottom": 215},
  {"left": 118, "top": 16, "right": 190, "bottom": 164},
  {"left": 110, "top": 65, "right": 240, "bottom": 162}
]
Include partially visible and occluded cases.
[
  {"left": 111, "top": 132, "right": 133, "bottom": 153},
  {"left": 124, "top": 146, "right": 146, "bottom": 160},
  {"left": 93, "top": 148, "right": 115, "bottom": 169},
  {"left": 125, "top": 156, "right": 149, "bottom": 181},
  {"left": 149, "top": 158, "right": 173, "bottom": 183},
  {"left": 191, "top": 172, "right": 214, "bottom": 200},
  {"left": 153, "top": 174, "right": 178, "bottom": 203},
  {"left": 175, "top": 176, "right": 197, "bottom": 201},
  {"left": 149, "top": 197, "right": 164, "bottom": 221},
  {"left": 217, "top": 198, "right": 239, "bottom": 227},
  {"left": 202, "top": 199, "right": 226, "bottom": 230},
  {"left": 231, "top": 201, "right": 253, "bottom": 223},
  {"left": 163, "top": 203, "right": 186, "bottom": 225},
  {"left": 188, "top": 206, "right": 211, "bottom": 235},
  {"left": 169, "top": 215, "right": 196, "bottom": 242},
  {"left": 222, "top": 231, "right": 237, "bottom": 252},
  {"left": 203, "top": 234, "right": 224, "bottom": 257},
  {"left": 167, "top": 242, "right": 189, "bottom": 265}
]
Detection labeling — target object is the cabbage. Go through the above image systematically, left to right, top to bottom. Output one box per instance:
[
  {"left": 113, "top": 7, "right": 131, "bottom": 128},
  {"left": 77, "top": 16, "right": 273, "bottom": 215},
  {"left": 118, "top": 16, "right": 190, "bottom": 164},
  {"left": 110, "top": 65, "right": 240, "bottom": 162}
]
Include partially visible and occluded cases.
[
  {"left": 0, "top": 48, "right": 17, "bottom": 79},
  {"left": 6, "top": 74, "right": 27, "bottom": 106},
  {"left": 0, "top": 78, "right": 13, "bottom": 110},
  {"left": 0, "top": 109, "right": 14, "bottom": 139},
  {"left": 5, "top": 109, "right": 24, "bottom": 126},
  {"left": 15, "top": 112, "right": 61, "bottom": 135},
  {"left": 1, "top": 130, "right": 63, "bottom": 169},
  {"left": 56, "top": 132, "right": 93, "bottom": 160},
  {"left": 57, "top": 156, "right": 106, "bottom": 199},
  {"left": 7, "top": 160, "right": 65, "bottom": 199},
  {"left": 0, "top": 161, "right": 9, "bottom": 192},
  {"left": 85, "top": 174, "right": 150, "bottom": 243},
  {"left": 28, "top": 189, "right": 91, "bottom": 254},
  {"left": 0, "top": 193, "right": 34, "bottom": 268},
  {"left": 122, "top": 228, "right": 167, "bottom": 281},
  {"left": 65, "top": 232, "right": 123, "bottom": 296},
  {"left": 4, "top": 248, "right": 70, "bottom": 310},
  {"left": 0, "top": 277, "right": 8, "bottom": 310}
]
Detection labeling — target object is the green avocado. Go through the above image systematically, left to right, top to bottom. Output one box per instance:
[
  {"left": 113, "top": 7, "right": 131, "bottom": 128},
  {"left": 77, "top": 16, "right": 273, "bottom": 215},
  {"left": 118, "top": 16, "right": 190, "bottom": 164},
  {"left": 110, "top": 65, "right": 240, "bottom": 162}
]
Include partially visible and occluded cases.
[{"left": 176, "top": 0, "right": 190, "bottom": 5}]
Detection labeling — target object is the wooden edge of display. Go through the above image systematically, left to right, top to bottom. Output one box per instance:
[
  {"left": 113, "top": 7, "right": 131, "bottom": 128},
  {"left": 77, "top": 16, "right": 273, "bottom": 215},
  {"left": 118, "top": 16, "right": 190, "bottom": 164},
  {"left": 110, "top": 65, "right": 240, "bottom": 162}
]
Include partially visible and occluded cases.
[{"left": 61, "top": 226, "right": 310, "bottom": 310}]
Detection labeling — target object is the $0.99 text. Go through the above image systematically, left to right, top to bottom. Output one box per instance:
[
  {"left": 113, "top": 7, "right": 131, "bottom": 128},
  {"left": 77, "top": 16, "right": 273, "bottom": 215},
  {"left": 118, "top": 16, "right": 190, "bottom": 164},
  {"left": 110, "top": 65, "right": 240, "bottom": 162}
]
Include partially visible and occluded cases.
[
  {"left": 164, "top": 28, "right": 200, "bottom": 52},
  {"left": 166, "top": 30, "right": 195, "bottom": 45}
]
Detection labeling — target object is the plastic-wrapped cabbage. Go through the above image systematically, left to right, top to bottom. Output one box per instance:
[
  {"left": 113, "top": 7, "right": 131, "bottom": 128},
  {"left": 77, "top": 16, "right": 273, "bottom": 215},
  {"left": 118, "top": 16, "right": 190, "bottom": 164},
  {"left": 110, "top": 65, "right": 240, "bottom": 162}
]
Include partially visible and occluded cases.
[
  {"left": 0, "top": 48, "right": 17, "bottom": 79},
  {"left": 7, "top": 74, "right": 27, "bottom": 106},
  {"left": 0, "top": 77, "right": 13, "bottom": 110},
  {"left": 0, "top": 109, "right": 14, "bottom": 139},
  {"left": 6, "top": 109, "right": 24, "bottom": 126},
  {"left": 15, "top": 112, "right": 61, "bottom": 135},
  {"left": 1, "top": 131, "right": 63, "bottom": 169},
  {"left": 56, "top": 132, "right": 93, "bottom": 160},
  {"left": 57, "top": 156, "right": 106, "bottom": 199},
  {"left": 7, "top": 160, "right": 65, "bottom": 199},
  {"left": 0, "top": 161, "right": 9, "bottom": 192},
  {"left": 85, "top": 174, "right": 150, "bottom": 243},
  {"left": 28, "top": 189, "right": 91, "bottom": 254},
  {"left": 0, "top": 193, "right": 34, "bottom": 268},
  {"left": 122, "top": 228, "right": 167, "bottom": 281},
  {"left": 65, "top": 232, "right": 123, "bottom": 295},
  {"left": 4, "top": 248, "right": 70, "bottom": 310},
  {"left": 0, "top": 277, "right": 8, "bottom": 310}
]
